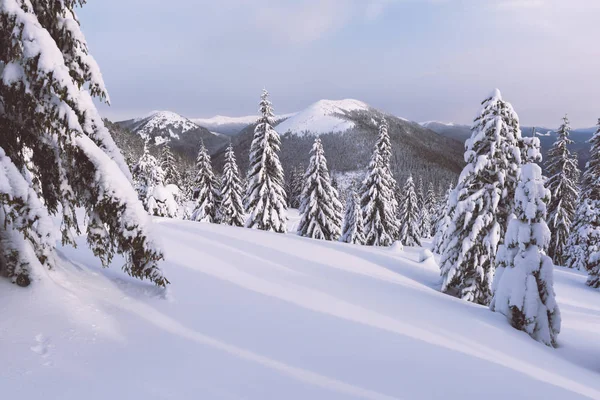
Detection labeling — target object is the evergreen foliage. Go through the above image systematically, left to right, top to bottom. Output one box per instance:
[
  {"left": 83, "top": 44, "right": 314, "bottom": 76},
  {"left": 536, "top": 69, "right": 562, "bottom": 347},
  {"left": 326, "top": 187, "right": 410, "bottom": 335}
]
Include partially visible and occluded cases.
[
  {"left": 0, "top": 1, "right": 167, "bottom": 286},
  {"left": 439, "top": 89, "right": 523, "bottom": 305},
  {"left": 244, "top": 90, "right": 287, "bottom": 232},
  {"left": 544, "top": 116, "right": 580, "bottom": 266},
  {"left": 360, "top": 120, "right": 399, "bottom": 246},
  {"left": 297, "top": 138, "right": 343, "bottom": 240},
  {"left": 191, "top": 142, "right": 220, "bottom": 223},
  {"left": 219, "top": 144, "right": 245, "bottom": 227},
  {"left": 491, "top": 152, "right": 561, "bottom": 347},
  {"left": 398, "top": 176, "right": 421, "bottom": 246},
  {"left": 340, "top": 189, "right": 365, "bottom": 245}
]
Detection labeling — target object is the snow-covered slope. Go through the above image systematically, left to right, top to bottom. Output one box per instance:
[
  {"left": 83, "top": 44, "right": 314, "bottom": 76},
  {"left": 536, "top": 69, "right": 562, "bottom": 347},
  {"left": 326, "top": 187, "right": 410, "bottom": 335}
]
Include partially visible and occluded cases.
[
  {"left": 276, "top": 99, "right": 370, "bottom": 136},
  {"left": 3, "top": 216, "right": 600, "bottom": 399}
]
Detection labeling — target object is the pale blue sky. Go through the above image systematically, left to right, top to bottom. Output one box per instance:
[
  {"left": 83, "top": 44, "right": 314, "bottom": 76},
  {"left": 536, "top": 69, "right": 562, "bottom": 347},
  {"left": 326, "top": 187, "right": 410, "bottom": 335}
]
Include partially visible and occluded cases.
[{"left": 79, "top": 0, "right": 600, "bottom": 128}]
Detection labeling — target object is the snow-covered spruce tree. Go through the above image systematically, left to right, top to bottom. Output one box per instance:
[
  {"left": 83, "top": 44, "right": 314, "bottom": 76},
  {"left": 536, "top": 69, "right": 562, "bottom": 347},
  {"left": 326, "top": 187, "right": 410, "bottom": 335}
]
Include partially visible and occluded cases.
[
  {"left": 0, "top": 1, "right": 167, "bottom": 286},
  {"left": 244, "top": 89, "right": 287, "bottom": 232},
  {"left": 439, "top": 89, "right": 523, "bottom": 305},
  {"left": 544, "top": 116, "right": 580, "bottom": 266},
  {"left": 360, "top": 120, "right": 399, "bottom": 246},
  {"left": 566, "top": 120, "right": 600, "bottom": 285},
  {"left": 297, "top": 138, "right": 343, "bottom": 240},
  {"left": 191, "top": 142, "right": 220, "bottom": 223},
  {"left": 160, "top": 143, "right": 181, "bottom": 186},
  {"left": 219, "top": 143, "right": 244, "bottom": 227},
  {"left": 131, "top": 144, "right": 169, "bottom": 216},
  {"left": 490, "top": 157, "right": 561, "bottom": 347},
  {"left": 287, "top": 165, "right": 303, "bottom": 209},
  {"left": 398, "top": 176, "right": 421, "bottom": 246},
  {"left": 419, "top": 182, "right": 436, "bottom": 239},
  {"left": 432, "top": 183, "right": 453, "bottom": 254},
  {"left": 340, "top": 189, "right": 365, "bottom": 245}
]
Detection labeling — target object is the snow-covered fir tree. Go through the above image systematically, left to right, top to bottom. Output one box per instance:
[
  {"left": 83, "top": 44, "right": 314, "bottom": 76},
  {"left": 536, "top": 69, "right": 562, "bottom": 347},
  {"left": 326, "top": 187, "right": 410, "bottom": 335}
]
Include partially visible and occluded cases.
[
  {"left": 0, "top": 1, "right": 167, "bottom": 286},
  {"left": 245, "top": 89, "right": 287, "bottom": 232},
  {"left": 439, "top": 89, "right": 523, "bottom": 305},
  {"left": 545, "top": 116, "right": 580, "bottom": 266},
  {"left": 360, "top": 120, "right": 399, "bottom": 246},
  {"left": 566, "top": 120, "right": 600, "bottom": 286},
  {"left": 297, "top": 139, "right": 343, "bottom": 240},
  {"left": 191, "top": 142, "right": 220, "bottom": 223},
  {"left": 160, "top": 143, "right": 181, "bottom": 186},
  {"left": 132, "top": 144, "right": 180, "bottom": 219},
  {"left": 132, "top": 144, "right": 165, "bottom": 210},
  {"left": 219, "top": 144, "right": 244, "bottom": 227},
  {"left": 491, "top": 154, "right": 561, "bottom": 347},
  {"left": 287, "top": 166, "right": 304, "bottom": 209},
  {"left": 398, "top": 176, "right": 421, "bottom": 246},
  {"left": 420, "top": 182, "right": 436, "bottom": 239},
  {"left": 432, "top": 183, "right": 454, "bottom": 254},
  {"left": 340, "top": 190, "right": 365, "bottom": 245}
]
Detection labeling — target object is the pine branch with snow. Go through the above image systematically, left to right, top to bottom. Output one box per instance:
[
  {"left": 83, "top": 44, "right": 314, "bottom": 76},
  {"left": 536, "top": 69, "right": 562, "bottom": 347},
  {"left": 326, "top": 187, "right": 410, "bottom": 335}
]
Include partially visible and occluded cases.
[
  {"left": 0, "top": 1, "right": 167, "bottom": 286},
  {"left": 439, "top": 89, "right": 523, "bottom": 305},
  {"left": 244, "top": 90, "right": 287, "bottom": 233},
  {"left": 297, "top": 138, "right": 343, "bottom": 241},
  {"left": 191, "top": 142, "right": 220, "bottom": 223},
  {"left": 219, "top": 144, "right": 245, "bottom": 227},
  {"left": 491, "top": 154, "right": 561, "bottom": 347},
  {"left": 398, "top": 176, "right": 421, "bottom": 247}
]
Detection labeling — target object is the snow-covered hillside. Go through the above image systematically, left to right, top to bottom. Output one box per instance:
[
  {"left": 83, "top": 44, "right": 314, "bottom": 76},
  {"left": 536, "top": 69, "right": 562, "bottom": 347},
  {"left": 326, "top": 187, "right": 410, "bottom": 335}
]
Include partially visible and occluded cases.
[
  {"left": 276, "top": 99, "right": 370, "bottom": 136},
  {"left": 130, "top": 111, "right": 199, "bottom": 145},
  {"left": 3, "top": 216, "right": 600, "bottom": 400}
]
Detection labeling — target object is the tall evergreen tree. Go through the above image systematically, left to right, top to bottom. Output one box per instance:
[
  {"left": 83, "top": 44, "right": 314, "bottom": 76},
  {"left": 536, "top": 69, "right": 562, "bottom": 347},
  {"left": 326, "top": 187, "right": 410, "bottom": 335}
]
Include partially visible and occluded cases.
[
  {"left": 0, "top": 1, "right": 167, "bottom": 286},
  {"left": 245, "top": 89, "right": 287, "bottom": 232},
  {"left": 439, "top": 89, "right": 523, "bottom": 305},
  {"left": 545, "top": 116, "right": 580, "bottom": 266},
  {"left": 360, "top": 120, "right": 399, "bottom": 246},
  {"left": 566, "top": 120, "right": 600, "bottom": 285},
  {"left": 297, "top": 139, "right": 343, "bottom": 240},
  {"left": 191, "top": 142, "right": 220, "bottom": 223},
  {"left": 160, "top": 143, "right": 181, "bottom": 186},
  {"left": 132, "top": 144, "right": 165, "bottom": 211},
  {"left": 219, "top": 144, "right": 244, "bottom": 227},
  {"left": 491, "top": 156, "right": 561, "bottom": 347},
  {"left": 287, "top": 165, "right": 304, "bottom": 209},
  {"left": 398, "top": 176, "right": 421, "bottom": 246},
  {"left": 420, "top": 182, "right": 436, "bottom": 239},
  {"left": 432, "top": 183, "right": 453, "bottom": 254},
  {"left": 340, "top": 190, "right": 365, "bottom": 245}
]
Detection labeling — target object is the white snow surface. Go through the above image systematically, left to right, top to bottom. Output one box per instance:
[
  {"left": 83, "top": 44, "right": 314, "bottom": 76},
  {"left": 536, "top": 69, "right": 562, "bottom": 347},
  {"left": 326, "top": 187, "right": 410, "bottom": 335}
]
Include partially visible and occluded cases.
[
  {"left": 276, "top": 99, "right": 370, "bottom": 136},
  {"left": 191, "top": 114, "right": 260, "bottom": 127},
  {"left": 3, "top": 216, "right": 600, "bottom": 399}
]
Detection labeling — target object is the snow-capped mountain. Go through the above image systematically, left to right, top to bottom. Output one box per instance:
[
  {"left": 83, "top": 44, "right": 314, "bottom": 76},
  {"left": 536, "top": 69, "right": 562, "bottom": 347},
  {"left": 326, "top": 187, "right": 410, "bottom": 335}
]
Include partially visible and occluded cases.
[
  {"left": 212, "top": 99, "right": 466, "bottom": 188},
  {"left": 275, "top": 99, "right": 370, "bottom": 136},
  {"left": 115, "top": 111, "right": 229, "bottom": 161},
  {"left": 120, "top": 111, "right": 201, "bottom": 145}
]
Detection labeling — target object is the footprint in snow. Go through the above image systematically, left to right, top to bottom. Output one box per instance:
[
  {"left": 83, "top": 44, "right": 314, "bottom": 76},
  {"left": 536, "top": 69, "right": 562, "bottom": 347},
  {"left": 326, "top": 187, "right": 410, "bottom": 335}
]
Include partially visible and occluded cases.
[{"left": 30, "top": 334, "right": 51, "bottom": 362}]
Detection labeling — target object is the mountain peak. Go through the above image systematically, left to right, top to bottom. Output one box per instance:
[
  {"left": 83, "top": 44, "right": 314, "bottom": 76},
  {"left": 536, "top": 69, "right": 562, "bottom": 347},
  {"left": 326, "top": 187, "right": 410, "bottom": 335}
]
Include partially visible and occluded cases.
[{"left": 275, "top": 99, "right": 370, "bottom": 136}]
